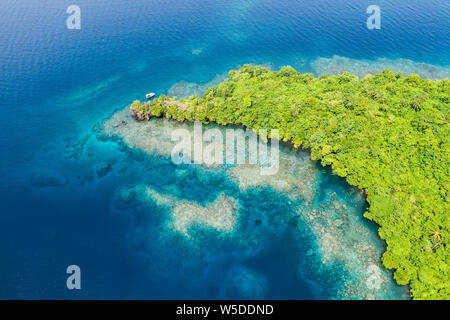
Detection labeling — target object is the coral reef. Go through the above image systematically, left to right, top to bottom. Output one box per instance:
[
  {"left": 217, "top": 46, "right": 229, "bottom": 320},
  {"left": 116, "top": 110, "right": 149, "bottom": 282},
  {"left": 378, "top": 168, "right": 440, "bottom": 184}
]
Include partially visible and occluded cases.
[
  {"left": 312, "top": 55, "right": 450, "bottom": 79},
  {"left": 145, "top": 187, "right": 238, "bottom": 236}
]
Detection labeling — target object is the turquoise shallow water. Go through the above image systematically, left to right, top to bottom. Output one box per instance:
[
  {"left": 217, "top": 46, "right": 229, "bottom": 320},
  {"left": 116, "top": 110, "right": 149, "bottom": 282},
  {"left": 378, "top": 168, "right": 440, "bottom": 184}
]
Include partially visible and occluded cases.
[
  {"left": 0, "top": 0, "right": 448, "bottom": 299},
  {"left": 97, "top": 114, "right": 410, "bottom": 299}
]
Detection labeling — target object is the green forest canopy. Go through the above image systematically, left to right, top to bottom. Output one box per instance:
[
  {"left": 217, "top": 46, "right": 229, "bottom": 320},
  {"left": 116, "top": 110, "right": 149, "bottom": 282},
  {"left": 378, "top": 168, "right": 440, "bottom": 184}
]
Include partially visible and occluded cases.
[{"left": 130, "top": 65, "right": 449, "bottom": 299}]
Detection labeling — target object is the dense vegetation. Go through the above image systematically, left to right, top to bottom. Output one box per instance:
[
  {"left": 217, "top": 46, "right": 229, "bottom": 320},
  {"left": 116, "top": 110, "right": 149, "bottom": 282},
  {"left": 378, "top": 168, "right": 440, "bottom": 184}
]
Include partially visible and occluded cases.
[{"left": 130, "top": 65, "right": 449, "bottom": 299}]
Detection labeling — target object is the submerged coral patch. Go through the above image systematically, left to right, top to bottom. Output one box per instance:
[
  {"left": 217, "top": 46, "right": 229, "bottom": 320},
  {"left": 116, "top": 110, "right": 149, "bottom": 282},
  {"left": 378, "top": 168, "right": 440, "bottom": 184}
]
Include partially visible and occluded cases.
[
  {"left": 312, "top": 55, "right": 450, "bottom": 79},
  {"left": 167, "top": 73, "right": 228, "bottom": 99},
  {"left": 227, "top": 147, "right": 316, "bottom": 204},
  {"left": 145, "top": 187, "right": 238, "bottom": 236},
  {"left": 222, "top": 266, "right": 268, "bottom": 299}
]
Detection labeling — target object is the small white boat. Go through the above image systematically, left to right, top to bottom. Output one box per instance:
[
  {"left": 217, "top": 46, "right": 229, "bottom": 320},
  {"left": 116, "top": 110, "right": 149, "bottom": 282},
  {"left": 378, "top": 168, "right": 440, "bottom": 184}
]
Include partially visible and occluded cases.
[{"left": 146, "top": 92, "right": 155, "bottom": 99}]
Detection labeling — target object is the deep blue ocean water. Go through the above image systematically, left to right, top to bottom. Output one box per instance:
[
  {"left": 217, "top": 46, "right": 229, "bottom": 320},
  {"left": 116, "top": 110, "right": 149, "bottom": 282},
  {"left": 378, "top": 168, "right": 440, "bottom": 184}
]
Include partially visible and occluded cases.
[{"left": 0, "top": 0, "right": 448, "bottom": 299}]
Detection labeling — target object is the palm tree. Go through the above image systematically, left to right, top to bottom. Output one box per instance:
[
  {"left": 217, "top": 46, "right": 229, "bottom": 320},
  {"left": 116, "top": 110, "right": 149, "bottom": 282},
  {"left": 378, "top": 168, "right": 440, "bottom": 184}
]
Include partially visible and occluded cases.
[{"left": 432, "top": 230, "right": 441, "bottom": 242}]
